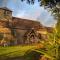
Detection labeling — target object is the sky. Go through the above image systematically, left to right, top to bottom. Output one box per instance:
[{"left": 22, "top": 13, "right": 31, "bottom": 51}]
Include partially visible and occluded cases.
[{"left": 0, "top": 0, "right": 57, "bottom": 27}]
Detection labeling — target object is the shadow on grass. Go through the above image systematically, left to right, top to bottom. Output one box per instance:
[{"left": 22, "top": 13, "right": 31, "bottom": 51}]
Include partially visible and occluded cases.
[
  {"left": 0, "top": 50, "right": 42, "bottom": 60},
  {"left": 24, "top": 50, "right": 43, "bottom": 60}
]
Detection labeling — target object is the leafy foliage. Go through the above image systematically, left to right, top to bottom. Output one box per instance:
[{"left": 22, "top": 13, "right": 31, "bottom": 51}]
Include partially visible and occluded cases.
[{"left": 33, "top": 27, "right": 60, "bottom": 60}]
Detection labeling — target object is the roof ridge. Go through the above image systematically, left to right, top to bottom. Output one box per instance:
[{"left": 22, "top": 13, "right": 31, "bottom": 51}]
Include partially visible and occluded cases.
[{"left": 0, "top": 7, "right": 12, "bottom": 12}]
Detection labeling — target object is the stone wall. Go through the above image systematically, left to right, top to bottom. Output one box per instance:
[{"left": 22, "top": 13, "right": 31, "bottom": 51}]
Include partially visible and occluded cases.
[
  {"left": 0, "top": 7, "right": 53, "bottom": 46},
  {"left": 14, "top": 29, "right": 27, "bottom": 44}
]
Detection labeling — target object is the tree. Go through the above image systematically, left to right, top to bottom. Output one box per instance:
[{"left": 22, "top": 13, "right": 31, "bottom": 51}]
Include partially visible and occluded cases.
[
  {"left": 2, "top": 0, "right": 60, "bottom": 59},
  {"left": 20, "top": 0, "right": 60, "bottom": 60}
]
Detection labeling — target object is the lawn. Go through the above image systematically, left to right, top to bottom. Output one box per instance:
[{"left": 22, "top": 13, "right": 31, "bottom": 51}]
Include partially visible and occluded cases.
[{"left": 0, "top": 45, "right": 41, "bottom": 60}]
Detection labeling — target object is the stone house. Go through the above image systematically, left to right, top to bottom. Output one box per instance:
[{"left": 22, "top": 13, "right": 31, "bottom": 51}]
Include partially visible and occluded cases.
[{"left": 0, "top": 7, "right": 53, "bottom": 46}]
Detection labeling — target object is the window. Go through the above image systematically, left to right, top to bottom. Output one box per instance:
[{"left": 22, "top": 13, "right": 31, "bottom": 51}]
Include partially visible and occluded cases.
[
  {"left": 4, "top": 10, "right": 10, "bottom": 16},
  {"left": 4, "top": 10, "right": 6, "bottom": 15},
  {"left": 0, "top": 33, "right": 4, "bottom": 40},
  {"left": 38, "top": 34, "right": 41, "bottom": 39}
]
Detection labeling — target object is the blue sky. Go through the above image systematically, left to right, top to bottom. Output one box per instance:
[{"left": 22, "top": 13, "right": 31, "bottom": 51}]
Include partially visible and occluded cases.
[{"left": 0, "top": 0, "right": 57, "bottom": 27}]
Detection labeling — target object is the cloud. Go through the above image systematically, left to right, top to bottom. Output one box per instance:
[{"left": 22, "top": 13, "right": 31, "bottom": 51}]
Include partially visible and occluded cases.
[
  {"left": 7, "top": 0, "right": 57, "bottom": 27},
  {"left": 11, "top": 0, "right": 41, "bottom": 20},
  {"left": 37, "top": 10, "right": 57, "bottom": 27}
]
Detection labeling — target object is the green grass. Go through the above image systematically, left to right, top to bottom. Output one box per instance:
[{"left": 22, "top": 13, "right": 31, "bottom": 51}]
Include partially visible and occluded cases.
[{"left": 0, "top": 45, "right": 37, "bottom": 60}]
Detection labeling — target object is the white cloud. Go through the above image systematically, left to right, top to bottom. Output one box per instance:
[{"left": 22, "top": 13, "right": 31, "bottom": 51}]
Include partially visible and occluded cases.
[{"left": 7, "top": 0, "right": 57, "bottom": 27}]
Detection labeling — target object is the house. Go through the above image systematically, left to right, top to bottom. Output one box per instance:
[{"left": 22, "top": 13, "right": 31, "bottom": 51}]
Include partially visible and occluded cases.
[{"left": 0, "top": 7, "right": 53, "bottom": 46}]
